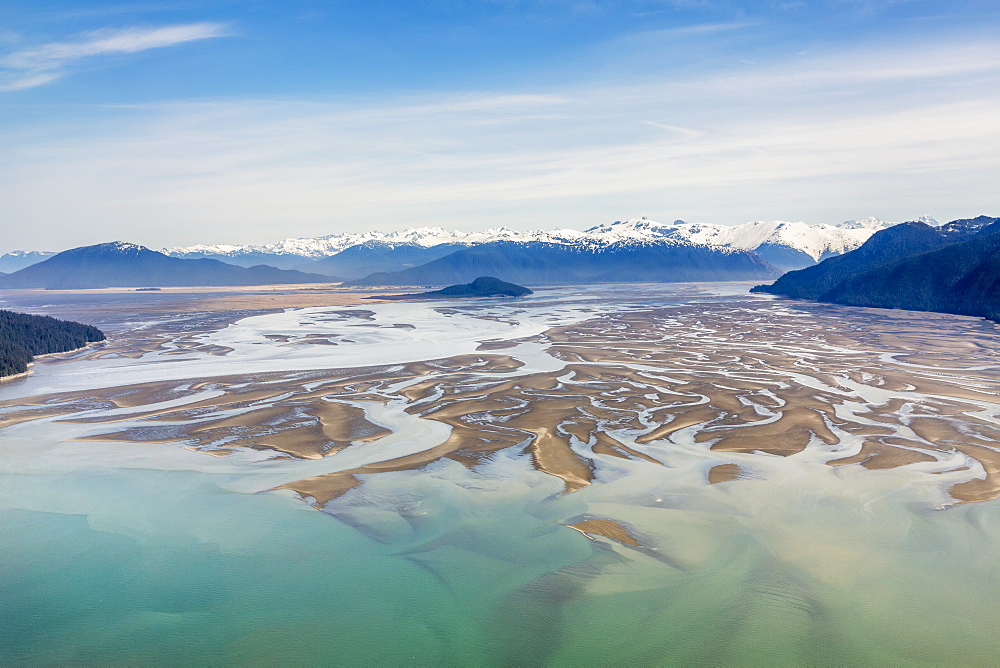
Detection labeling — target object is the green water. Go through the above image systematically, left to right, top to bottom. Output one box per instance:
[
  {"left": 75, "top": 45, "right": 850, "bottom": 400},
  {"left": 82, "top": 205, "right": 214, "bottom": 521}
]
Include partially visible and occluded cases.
[
  {"left": 6, "top": 288, "right": 1000, "bottom": 664},
  {"left": 4, "top": 455, "right": 1000, "bottom": 666},
  {"left": 0, "top": 464, "right": 590, "bottom": 665}
]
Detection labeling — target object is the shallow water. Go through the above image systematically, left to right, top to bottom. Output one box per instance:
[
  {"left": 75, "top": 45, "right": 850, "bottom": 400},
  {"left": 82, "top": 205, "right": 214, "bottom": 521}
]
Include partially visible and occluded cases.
[{"left": 3, "top": 284, "right": 1000, "bottom": 665}]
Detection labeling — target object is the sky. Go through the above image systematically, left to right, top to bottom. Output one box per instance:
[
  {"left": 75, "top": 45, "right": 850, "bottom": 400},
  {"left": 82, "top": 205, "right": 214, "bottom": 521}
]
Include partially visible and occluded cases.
[{"left": 1, "top": 0, "right": 999, "bottom": 252}]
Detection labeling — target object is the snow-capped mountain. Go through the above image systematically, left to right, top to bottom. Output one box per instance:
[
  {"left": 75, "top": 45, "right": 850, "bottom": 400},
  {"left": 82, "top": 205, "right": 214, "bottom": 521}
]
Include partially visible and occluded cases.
[
  {"left": 0, "top": 216, "right": 933, "bottom": 277},
  {"left": 165, "top": 216, "right": 932, "bottom": 272},
  {"left": 584, "top": 216, "right": 936, "bottom": 263},
  {"left": 165, "top": 226, "right": 590, "bottom": 261},
  {"left": 0, "top": 250, "right": 56, "bottom": 273}
]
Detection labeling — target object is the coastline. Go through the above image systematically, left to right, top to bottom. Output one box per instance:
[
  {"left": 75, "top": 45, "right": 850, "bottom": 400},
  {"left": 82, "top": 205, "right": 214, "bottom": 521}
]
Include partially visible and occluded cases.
[
  {"left": 3, "top": 283, "right": 1000, "bottom": 664},
  {"left": 0, "top": 339, "right": 106, "bottom": 383},
  {"left": 0, "top": 368, "right": 30, "bottom": 383}
]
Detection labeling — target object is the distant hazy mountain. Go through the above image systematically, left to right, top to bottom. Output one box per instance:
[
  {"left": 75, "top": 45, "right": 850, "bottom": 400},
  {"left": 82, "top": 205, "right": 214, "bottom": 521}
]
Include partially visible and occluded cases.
[
  {"left": 6, "top": 216, "right": 927, "bottom": 286},
  {"left": 164, "top": 216, "right": 920, "bottom": 271},
  {"left": 752, "top": 216, "right": 1000, "bottom": 320},
  {"left": 347, "top": 240, "right": 778, "bottom": 286},
  {"left": 0, "top": 242, "right": 336, "bottom": 289},
  {"left": 298, "top": 242, "right": 468, "bottom": 279},
  {"left": 166, "top": 250, "right": 313, "bottom": 270},
  {"left": 0, "top": 251, "right": 56, "bottom": 273}
]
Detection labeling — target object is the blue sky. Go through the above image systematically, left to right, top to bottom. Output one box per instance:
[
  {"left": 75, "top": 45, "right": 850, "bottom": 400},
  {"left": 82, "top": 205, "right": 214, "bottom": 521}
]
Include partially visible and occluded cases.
[{"left": 1, "top": 0, "right": 999, "bottom": 251}]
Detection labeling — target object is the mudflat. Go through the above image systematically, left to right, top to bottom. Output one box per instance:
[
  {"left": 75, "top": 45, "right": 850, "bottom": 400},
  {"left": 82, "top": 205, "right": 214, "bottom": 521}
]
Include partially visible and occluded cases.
[{"left": 3, "top": 287, "right": 999, "bottom": 511}]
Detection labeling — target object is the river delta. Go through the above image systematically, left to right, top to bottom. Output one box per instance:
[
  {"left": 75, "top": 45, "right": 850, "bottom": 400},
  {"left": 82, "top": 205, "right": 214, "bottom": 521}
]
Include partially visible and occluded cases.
[{"left": 3, "top": 283, "right": 1000, "bottom": 665}]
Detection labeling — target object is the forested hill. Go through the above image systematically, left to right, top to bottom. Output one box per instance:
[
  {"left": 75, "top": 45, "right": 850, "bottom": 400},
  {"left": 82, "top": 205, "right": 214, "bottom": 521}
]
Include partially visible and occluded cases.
[
  {"left": 752, "top": 216, "right": 1000, "bottom": 321},
  {"left": 377, "top": 276, "right": 533, "bottom": 300},
  {"left": 0, "top": 310, "right": 105, "bottom": 377}
]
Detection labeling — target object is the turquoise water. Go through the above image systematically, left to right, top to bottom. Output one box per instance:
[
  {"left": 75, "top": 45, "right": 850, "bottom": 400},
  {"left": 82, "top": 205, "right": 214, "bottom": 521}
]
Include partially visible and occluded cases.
[
  {"left": 4, "top": 287, "right": 1000, "bottom": 665},
  {"left": 4, "top": 452, "right": 1000, "bottom": 665},
  {"left": 0, "top": 464, "right": 589, "bottom": 665}
]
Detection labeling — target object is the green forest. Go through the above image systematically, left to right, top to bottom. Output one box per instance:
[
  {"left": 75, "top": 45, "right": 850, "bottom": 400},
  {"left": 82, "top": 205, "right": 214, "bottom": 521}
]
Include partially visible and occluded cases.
[{"left": 0, "top": 310, "right": 105, "bottom": 378}]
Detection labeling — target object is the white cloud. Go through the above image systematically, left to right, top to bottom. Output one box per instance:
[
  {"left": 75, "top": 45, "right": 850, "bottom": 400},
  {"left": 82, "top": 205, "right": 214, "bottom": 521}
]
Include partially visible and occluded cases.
[
  {"left": 0, "top": 23, "right": 229, "bottom": 91},
  {"left": 1, "top": 37, "right": 999, "bottom": 250}
]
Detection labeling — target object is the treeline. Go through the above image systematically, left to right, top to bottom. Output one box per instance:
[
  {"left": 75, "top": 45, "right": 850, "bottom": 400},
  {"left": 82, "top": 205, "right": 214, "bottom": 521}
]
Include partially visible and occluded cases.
[{"left": 0, "top": 310, "right": 105, "bottom": 377}]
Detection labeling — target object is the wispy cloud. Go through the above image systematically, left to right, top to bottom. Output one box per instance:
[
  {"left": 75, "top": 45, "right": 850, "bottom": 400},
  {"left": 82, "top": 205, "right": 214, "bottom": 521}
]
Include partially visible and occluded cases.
[
  {"left": 634, "top": 20, "right": 761, "bottom": 37},
  {"left": 0, "top": 23, "right": 229, "bottom": 91},
  {"left": 1, "top": 37, "right": 999, "bottom": 249}
]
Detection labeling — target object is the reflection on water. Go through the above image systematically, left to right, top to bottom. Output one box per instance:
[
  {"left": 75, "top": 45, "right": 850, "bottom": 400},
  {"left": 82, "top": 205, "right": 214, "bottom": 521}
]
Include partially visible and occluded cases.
[{"left": 2, "top": 284, "right": 1000, "bottom": 664}]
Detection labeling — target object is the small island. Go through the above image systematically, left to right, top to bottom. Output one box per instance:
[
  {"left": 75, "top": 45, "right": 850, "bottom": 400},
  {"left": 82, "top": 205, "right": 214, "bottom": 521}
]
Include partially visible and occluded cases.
[{"left": 374, "top": 276, "right": 533, "bottom": 301}]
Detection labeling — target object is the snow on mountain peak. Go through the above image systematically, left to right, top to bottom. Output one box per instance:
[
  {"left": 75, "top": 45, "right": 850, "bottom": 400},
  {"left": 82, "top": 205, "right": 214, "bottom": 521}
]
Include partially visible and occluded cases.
[
  {"left": 165, "top": 215, "right": 919, "bottom": 264},
  {"left": 581, "top": 217, "right": 910, "bottom": 260},
  {"left": 836, "top": 217, "right": 897, "bottom": 230},
  {"left": 104, "top": 241, "right": 148, "bottom": 254}
]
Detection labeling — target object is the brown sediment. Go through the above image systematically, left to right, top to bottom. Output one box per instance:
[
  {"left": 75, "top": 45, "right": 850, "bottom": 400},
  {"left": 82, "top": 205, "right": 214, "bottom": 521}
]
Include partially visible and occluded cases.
[
  {"left": 120, "top": 287, "right": 397, "bottom": 313},
  {"left": 5, "top": 292, "right": 1000, "bottom": 507},
  {"left": 476, "top": 340, "right": 519, "bottom": 351},
  {"left": 844, "top": 369, "right": 913, "bottom": 393},
  {"left": 903, "top": 377, "right": 1000, "bottom": 405},
  {"left": 70, "top": 395, "right": 393, "bottom": 459},
  {"left": 311, "top": 401, "right": 391, "bottom": 444},
  {"left": 0, "top": 403, "right": 92, "bottom": 428},
  {"left": 637, "top": 405, "right": 720, "bottom": 444},
  {"left": 709, "top": 407, "right": 839, "bottom": 456},
  {"left": 901, "top": 416, "right": 1000, "bottom": 503},
  {"left": 564, "top": 421, "right": 663, "bottom": 465},
  {"left": 253, "top": 424, "right": 334, "bottom": 458},
  {"left": 525, "top": 426, "right": 593, "bottom": 493},
  {"left": 278, "top": 427, "right": 524, "bottom": 508},
  {"left": 827, "top": 441, "right": 937, "bottom": 469},
  {"left": 948, "top": 443, "right": 1000, "bottom": 503},
  {"left": 708, "top": 463, "right": 742, "bottom": 483},
  {"left": 277, "top": 471, "right": 363, "bottom": 508},
  {"left": 567, "top": 519, "right": 640, "bottom": 546}
]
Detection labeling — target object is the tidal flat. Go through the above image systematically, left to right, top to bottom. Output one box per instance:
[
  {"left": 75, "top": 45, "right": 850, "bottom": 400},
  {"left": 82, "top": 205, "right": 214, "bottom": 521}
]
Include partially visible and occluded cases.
[{"left": 2, "top": 283, "right": 1000, "bottom": 665}]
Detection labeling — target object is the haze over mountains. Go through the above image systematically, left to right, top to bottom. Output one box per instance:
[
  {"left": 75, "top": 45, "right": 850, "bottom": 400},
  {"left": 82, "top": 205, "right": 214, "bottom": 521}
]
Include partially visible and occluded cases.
[
  {"left": 0, "top": 216, "right": 946, "bottom": 289},
  {"left": 158, "top": 216, "right": 925, "bottom": 277},
  {"left": 753, "top": 216, "right": 1000, "bottom": 321},
  {"left": 346, "top": 240, "right": 776, "bottom": 286},
  {"left": 0, "top": 242, "right": 333, "bottom": 289},
  {"left": 0, "top": 251, "right": 56, "bottom": 273}
]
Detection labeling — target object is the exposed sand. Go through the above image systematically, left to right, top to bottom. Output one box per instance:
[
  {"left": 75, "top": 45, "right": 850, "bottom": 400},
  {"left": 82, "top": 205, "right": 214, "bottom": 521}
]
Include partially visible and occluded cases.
[
  {"left": 2, "top": 292, "right": 999, "bottom": 508},
  {"left": 708, "top": 463, "right": 743, "bottom": 483},
  {"left": 567, "top": 519, "right": 641, "bottom": 546}
]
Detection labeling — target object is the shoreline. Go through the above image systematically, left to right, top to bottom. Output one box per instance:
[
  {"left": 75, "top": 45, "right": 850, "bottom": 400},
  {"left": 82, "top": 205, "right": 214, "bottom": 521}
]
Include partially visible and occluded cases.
[{"left": 0, "top": 339, "right": 106, "bottom": 383}]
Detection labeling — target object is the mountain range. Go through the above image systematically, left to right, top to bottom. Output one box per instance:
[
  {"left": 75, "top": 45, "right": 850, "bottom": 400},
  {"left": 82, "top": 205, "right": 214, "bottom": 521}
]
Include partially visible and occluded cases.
[
  {"left": 0, "top": 216, "right": 941, "bottom": 290},
  {"left": 752, "top": 216, "right": 1000, "bottom": 321},
  {"left": 157, "top": 217, "right": 927, "bottom": 278},
  {"left": 346, "top": 240, "right": 777, "bottom": 286},
  {"left": 0, "top": 242, "right": 334, "bottom": 289},
  {"left": 298, "top": 242, "right": 469, "bottom": 278},
  {"left": 0, "top": 250, "right": 56, "bottom": 273}
]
